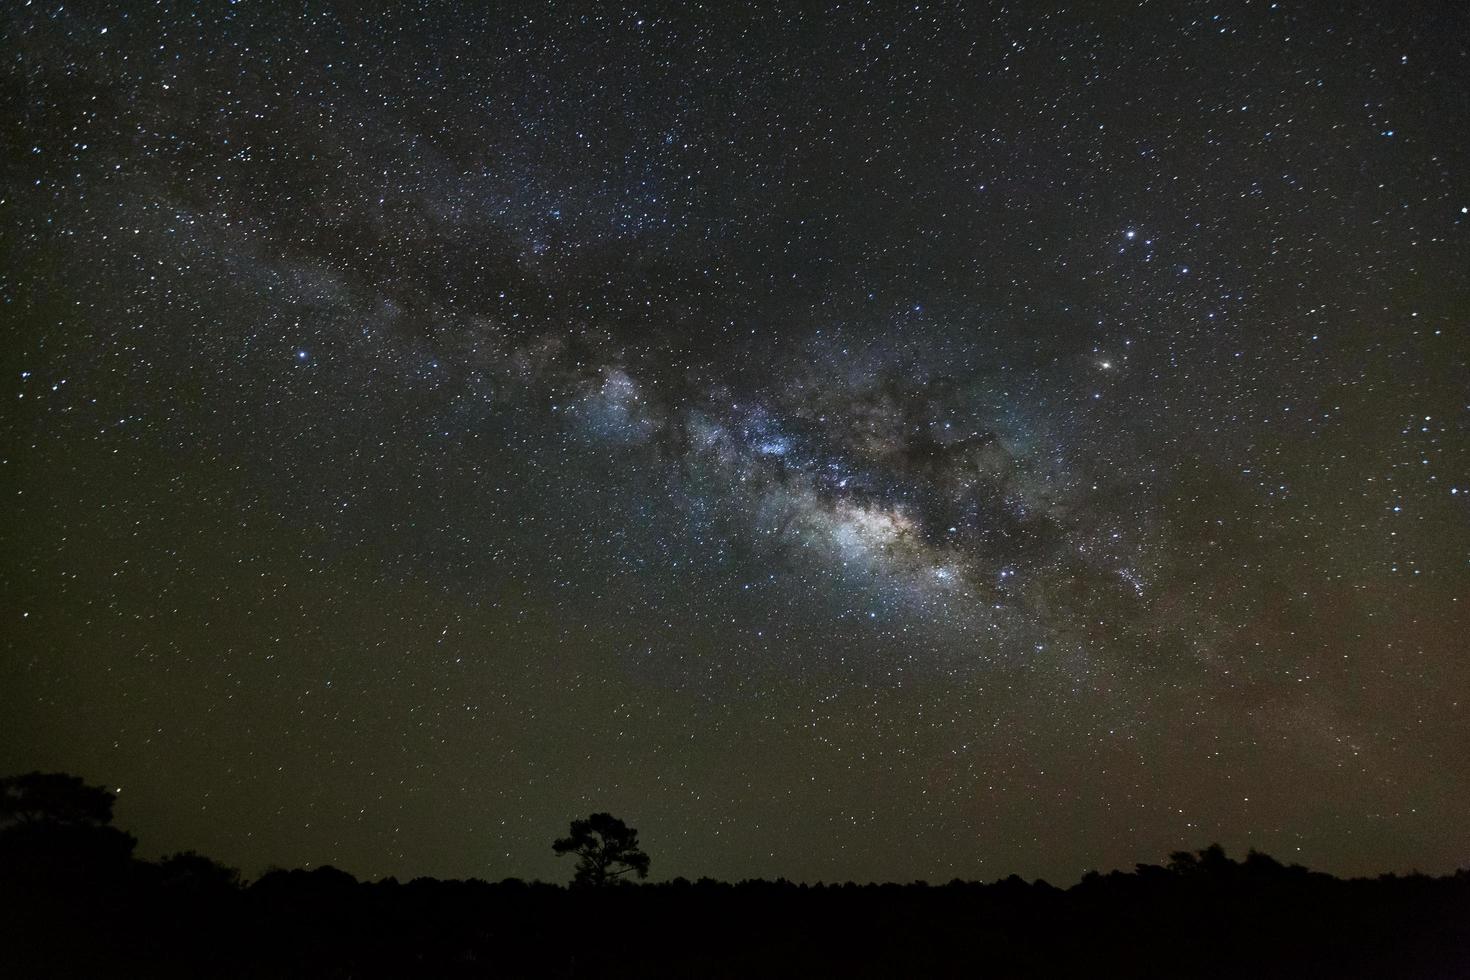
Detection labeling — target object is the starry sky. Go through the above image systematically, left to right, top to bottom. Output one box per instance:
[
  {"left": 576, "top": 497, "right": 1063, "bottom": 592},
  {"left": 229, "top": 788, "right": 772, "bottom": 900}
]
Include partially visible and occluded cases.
[{"left": 3, "top": 2, "right": 1468, "bottom": 885}]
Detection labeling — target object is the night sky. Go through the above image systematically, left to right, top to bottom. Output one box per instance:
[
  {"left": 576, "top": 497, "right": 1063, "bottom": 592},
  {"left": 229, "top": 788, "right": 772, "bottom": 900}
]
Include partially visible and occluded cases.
[{"left": 3, "top": 2, "right": 1468, "bottom": 886}]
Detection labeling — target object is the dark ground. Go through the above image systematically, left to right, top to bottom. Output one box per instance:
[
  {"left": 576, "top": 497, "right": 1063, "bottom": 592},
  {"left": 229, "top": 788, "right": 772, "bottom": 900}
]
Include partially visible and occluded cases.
[{"left": 4, "top": 842, "right": 1468, "bottom": 978}]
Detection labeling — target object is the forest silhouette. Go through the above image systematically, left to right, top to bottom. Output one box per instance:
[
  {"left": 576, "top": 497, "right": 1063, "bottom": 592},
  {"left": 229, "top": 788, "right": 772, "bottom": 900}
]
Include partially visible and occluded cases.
[{"left": 3, "top": 772, "right": 1468, "bottom": 978}]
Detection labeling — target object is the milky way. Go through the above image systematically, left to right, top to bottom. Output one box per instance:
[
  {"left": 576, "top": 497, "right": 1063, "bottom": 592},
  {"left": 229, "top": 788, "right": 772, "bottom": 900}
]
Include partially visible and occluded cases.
[{"left": 3, "top": 4, "right": 1468, "bottom": 884}]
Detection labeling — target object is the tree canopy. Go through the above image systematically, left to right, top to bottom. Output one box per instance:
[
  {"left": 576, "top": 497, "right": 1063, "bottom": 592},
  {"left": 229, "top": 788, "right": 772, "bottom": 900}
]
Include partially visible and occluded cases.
[
  {"left": 0, "top": 771, "right": 117, "bottom": 828},
  {"left": 0, "top": 772, "right": 135, "bottom": 882},
  {"left": 552, "top": 812, "right": 651, "bottom": 886}
]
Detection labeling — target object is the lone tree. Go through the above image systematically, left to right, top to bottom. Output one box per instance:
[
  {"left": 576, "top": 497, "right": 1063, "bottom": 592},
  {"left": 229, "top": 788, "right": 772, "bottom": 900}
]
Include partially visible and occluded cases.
[{"left": 552, "top": 812, "right": 650, "bottom": 886}]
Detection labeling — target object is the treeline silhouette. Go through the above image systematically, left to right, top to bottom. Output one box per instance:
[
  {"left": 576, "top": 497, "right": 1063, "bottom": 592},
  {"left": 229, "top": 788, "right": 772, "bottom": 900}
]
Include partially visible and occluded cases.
[{"left": 4, "top": 773, "right": 1469, "bottom": 978}]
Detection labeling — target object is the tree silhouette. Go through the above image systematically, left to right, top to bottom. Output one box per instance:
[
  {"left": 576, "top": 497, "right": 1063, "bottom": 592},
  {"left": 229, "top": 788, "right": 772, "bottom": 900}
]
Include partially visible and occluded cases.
[
  {"left": 0, "top": 771, "right": 117, "bottom": 828},
  {"left": 0, "top": 771, "right": 135, "bottom": 883},
  {"left": 552, "top": 812, "right": 650, "bottom": 886},
  {"left": 1168, "top": 842, "right": 1233, "bottom": 876},
  {"left": 154, "top": 850, "right": 242, "bottom": 893}
]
